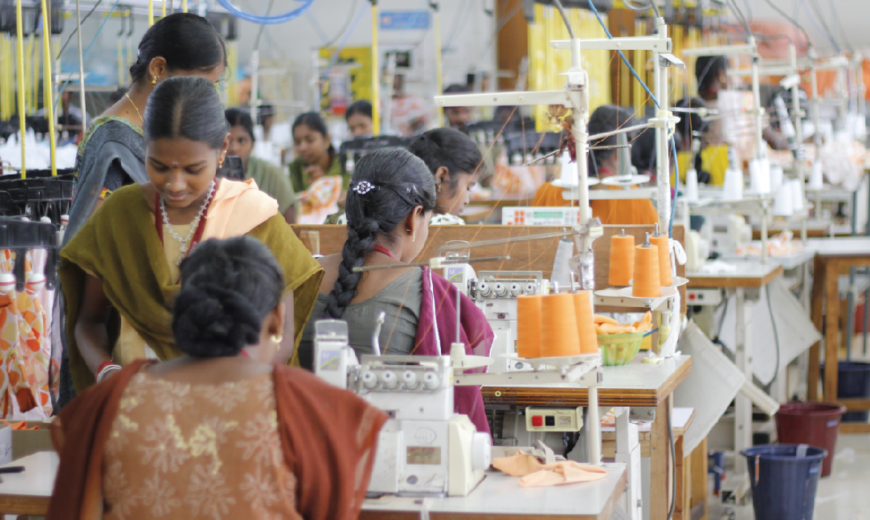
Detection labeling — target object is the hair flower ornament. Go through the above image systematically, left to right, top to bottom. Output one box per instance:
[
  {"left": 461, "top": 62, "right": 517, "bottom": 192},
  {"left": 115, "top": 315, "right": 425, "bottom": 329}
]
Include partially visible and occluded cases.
[{"left": 352, "top": 180, "right": 377, "bottom": 195}]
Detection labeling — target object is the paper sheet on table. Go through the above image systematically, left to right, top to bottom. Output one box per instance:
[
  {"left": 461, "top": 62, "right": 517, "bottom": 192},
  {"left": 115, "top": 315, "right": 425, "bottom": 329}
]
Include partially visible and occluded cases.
[
  {"left": 717, "top": 278, "right": 820, "bottom": 385},
  {"left": 673, "top": 321, "right": 746, "bottom": 454}
]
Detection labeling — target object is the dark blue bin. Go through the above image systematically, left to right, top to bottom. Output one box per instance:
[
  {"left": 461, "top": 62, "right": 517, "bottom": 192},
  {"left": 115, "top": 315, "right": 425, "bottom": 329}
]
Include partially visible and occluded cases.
[
  {"left": 836, "top": 362, "right": 870, "bottom": 422},
  {"left": 742, "top": 445, "right": 826, "bottom": 520}
]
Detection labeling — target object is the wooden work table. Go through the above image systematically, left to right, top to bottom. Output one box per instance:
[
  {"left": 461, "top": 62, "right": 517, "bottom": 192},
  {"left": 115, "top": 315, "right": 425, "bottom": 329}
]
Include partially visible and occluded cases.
[
  {"left": 806, "top": 237, "right": 870, "bottom": 433},
  {"left": 484, "top": 356, "right": 692, "bottom": 520},
  {"left": 0, "top": 452, "right": 56, "bottom": 515}
]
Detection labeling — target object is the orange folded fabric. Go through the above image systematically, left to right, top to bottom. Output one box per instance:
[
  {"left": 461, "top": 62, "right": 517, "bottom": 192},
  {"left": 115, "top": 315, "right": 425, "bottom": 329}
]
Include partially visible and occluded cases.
[
  {"left": 493, "top": 451, "right": 608, "bottom": 487},
  {"left": 519, "top": 461, "right": 608, "bottom": 487}
]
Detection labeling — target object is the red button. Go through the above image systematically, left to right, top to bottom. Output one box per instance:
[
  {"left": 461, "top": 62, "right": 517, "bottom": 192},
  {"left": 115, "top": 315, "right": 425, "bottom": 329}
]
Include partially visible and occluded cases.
[{"left": 532, "top": 416, "right": 543, "bottom": 427}]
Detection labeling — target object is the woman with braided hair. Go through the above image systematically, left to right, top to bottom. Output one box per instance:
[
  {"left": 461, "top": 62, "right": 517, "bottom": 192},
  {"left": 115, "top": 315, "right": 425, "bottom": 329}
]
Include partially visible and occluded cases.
[
  {"left": 298, "top": 148, "right": 494, "bottom": 433},
  {"left": 51, "top": 237, "right": 385, "bottom": 520}
]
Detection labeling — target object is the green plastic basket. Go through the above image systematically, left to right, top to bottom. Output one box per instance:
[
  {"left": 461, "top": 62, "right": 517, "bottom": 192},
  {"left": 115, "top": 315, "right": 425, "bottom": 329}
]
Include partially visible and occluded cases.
[{"left": 597, "top": 332, "right": 645, "bottom": 366}]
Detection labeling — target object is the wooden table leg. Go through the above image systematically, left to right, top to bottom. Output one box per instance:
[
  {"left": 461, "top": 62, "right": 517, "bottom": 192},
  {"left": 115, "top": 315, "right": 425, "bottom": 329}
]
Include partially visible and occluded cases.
[
  {"left": 809, "top": 255, "right": 825, "bottom": 401},
  {"left": 825, "top": 260, "right": 841, "bottom": 402},
  {"left": 650, "top": 397, "right": 672, "bottom": 520},
  {"left": 674, "top": 433, "right": 689, "bottom": 520},
  {"left": 691, "top": 437, "right": 709, "bottom": 520}
]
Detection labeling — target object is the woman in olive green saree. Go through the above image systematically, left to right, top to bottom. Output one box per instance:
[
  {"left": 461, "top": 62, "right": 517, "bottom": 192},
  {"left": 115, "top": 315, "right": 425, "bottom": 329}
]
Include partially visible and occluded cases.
[{"left": 60, "top": 77, "right": 322, "bottom": 393}]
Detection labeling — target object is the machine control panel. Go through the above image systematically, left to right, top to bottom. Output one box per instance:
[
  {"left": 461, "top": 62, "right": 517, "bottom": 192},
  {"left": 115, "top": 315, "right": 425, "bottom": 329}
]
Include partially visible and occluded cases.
[
  {"left": 686, "top": 288, "right": 723, "bottom": 306},
  {"left": 524, "top": 406, "right": 584, "bottom": 432}
]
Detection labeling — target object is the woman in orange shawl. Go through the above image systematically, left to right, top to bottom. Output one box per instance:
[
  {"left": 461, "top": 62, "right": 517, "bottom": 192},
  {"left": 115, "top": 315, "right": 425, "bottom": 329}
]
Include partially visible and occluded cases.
[
  {"left": 59, "top": 77, "right": 322, "bottom": 396},
  {"left": 533, "top": 105, "right": 659, "bottom": 226},
  {"left": 49, "top": 236, "right": 385, "bottom": 520}
]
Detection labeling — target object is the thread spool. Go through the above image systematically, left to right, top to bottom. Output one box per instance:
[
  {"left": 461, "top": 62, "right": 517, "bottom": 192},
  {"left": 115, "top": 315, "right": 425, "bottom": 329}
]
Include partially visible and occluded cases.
[
  {"left": 650, "top": 224, "right": 672, "bottom": 287},
  {"left": 608, "top": 229, "right": 634, "bottom": 287},
  {"left": 632, "top": 233, "right": 661, "bottom": 298},
  {"left": 573, "top": 291, "right": 599, "bottom": 354},
  {"left": 540, "top": 293, "right": 581, "bottom": 357},
  {"left": 516, "top": 295, "right": 542, "bottom": 358}
]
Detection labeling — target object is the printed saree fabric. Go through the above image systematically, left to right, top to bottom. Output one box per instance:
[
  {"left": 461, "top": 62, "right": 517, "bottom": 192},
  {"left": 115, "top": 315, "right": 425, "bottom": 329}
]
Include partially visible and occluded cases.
[
  {"left": 60, "top": 180, "right": 323, "bottom": 392},
  {"left": 0, "top": 250, "right": 55, "bottom": 417},
  {"left": 48, "top": 361, "right": 388, "bottom": 520}
]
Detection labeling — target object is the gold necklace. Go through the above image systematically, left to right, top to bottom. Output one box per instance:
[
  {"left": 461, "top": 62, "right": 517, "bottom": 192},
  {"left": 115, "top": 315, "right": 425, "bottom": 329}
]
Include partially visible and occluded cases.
[{"left": 125, "top": 93, "right": 143, "bottom": 124}]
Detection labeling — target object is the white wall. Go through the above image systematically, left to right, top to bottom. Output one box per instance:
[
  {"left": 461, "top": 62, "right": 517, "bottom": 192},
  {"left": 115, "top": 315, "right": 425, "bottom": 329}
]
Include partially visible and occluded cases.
[{"left": 726, "top": 0, "right": 869, "bottom": 55}]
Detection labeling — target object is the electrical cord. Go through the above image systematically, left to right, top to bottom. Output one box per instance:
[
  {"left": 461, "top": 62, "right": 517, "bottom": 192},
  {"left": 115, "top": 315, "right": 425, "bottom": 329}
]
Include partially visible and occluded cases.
[
  {"left": 54, "top": 0, "right": 121, "bottom": 114},
  {"left": 56, "top": 0, "right": 102, "bottom": 60},
  {"left": 216, "top": 0, "right": 315, "bottom": 25},
  {"left": 253, "top": 0, "right": 277, "bottom": 51},
  {"left": 321, "top": 0, "right": 360, "bottom": 48},
  {"left": 551, "top": 0, "right": 575, "bottom": 39},
  {"left": 622, "top": 0, "right": 660, "bottom": 18},
  {"left": 762, "top": 0, "right": 811, "bottom": 47},
  {"left": 799, "top": 0, "right": 840, "bottom": 53},
  {"left": 808, "top": 0, "right": 840, "bottom": 51},
  {"left": 826, "top": 0, "right": 853, "bottom": 52},
  {"left": 764, "top": 284, "right": 782, "bottom": 386}
]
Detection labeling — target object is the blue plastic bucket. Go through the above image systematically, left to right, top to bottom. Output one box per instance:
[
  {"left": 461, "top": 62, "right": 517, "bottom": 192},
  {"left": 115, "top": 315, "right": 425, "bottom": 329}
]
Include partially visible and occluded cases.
[
  {"left": 837, "top": 362, "right": 870, "bottom": 422},
  {"left": 742, "top": 444, "right": 826, "bottom": 520}
]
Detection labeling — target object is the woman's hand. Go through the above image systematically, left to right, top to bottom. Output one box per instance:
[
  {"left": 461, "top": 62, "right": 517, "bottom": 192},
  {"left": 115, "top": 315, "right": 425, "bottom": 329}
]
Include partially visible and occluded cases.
[
  {"left": 304, "top": 164, "right": 326, "bottom": 182},
  {"left": 74, "top": 275, "right": 114, "bottom": 377}
]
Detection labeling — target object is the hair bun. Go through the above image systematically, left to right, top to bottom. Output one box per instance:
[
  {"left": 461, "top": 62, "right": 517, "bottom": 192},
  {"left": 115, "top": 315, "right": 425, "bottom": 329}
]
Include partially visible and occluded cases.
[{"left": 172, "top": 283, "right": 262, "bottom": 358}]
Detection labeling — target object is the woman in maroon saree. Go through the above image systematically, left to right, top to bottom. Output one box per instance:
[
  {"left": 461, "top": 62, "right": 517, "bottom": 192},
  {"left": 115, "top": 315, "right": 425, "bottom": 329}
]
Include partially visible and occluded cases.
[{"left": 297, "top": 148, "right": 493, "bottom": 433}]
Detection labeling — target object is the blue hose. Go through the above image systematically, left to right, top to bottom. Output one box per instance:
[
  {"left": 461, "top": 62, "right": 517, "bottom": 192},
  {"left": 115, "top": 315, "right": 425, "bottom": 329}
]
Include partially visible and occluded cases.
[{"left": 216, "top": 0, "right": 316, "bottom": 25}]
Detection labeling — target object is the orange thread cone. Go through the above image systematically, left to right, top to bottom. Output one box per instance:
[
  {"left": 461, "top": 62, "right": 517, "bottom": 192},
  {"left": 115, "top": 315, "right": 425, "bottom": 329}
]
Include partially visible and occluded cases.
[
  {"left": 609, "top": 233, "right": 634, "bottom": 287},
  {"left": 650, "top": 234, "right": 672, "bottom": 286},
  {"left": 632, "top": 243, "right": 661, "bottom": 298},
  {"left": 573, "top": 291, "right": 599, "bottom": 354},
  {"left": 540, "top": 293, "right": 581, "bottom": 357},
  {"left": 516, "top": 295, "right": 542, "bottom": 358}
]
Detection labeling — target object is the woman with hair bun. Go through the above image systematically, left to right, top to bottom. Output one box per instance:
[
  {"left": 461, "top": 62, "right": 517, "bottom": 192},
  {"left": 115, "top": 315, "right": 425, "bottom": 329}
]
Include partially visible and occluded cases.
[
  {"left": 59, "top": 77, "right": 322, "bottom": 405},
  {"left": 298, "top": 148, "right": 493, "bottom": 433},
  {"left": 50, "top": 236, "right": 385, "bottom": 520}
]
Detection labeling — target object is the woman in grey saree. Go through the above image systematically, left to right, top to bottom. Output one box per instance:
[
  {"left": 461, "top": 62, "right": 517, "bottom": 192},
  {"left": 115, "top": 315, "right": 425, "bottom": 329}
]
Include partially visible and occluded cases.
[{"left": 56, "top": 13, "right": 227, "bottom": 409}]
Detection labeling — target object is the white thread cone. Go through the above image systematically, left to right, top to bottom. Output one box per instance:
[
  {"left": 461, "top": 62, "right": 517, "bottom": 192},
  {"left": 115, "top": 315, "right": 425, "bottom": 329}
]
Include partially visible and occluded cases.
[
  {"left": 723, "top": 166, "right": 744, "bottom": 201},
  {"left": 685, "top": 168, "right": 699, "bottom": 202}
]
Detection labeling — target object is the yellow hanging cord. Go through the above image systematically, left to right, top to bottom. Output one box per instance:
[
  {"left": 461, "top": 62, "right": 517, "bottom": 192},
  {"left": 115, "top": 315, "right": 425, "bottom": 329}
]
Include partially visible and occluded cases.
[
  {"left": 15, "top": 0, "right": 27, "bottom": 178},
  {"left": 41, "top": 0, "right": 56, "bottom": 176},
  {"left": 148, "top": 0, "right": 154, "bottom": 26},
  {"left": 162, "top": 0, "right": 166, "bottom": 18},
  {"left": 182, "top": 0, "right": 187, "bottom": 13},
  {"left": 371, "top": 0, "right": 379, "bottom": 135},
  {"left": 433, "top": 5, "right": 442, "bottom": 127},
  {"left": 24, "top": 33, "right": 33, "bottom": 115}
]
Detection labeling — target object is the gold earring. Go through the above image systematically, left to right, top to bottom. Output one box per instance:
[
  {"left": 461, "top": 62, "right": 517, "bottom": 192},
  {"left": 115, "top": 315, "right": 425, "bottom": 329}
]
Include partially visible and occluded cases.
[
  {"left": 152, "top": 75, "right": 158, "bottom": 85},
  {"left": 219, "top": 157, "right": 224, "bottom": 167},
  {"left": 436, "top": 183, "right": 442, "bottom": 193},
  {"left": 412, "top": 231, "right": 416, "bottom": 243},
  {"left": 271, "top": 334, "right": 283, "bottom": 344}
]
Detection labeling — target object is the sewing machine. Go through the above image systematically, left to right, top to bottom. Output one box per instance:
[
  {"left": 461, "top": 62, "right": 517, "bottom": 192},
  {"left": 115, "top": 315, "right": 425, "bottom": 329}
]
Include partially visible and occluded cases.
[
  {"left": 469, "top": 271, "right": 551, "bottom": 373},
  {"left": 312, "top": 319, "right": 491, "bottom": 497}
]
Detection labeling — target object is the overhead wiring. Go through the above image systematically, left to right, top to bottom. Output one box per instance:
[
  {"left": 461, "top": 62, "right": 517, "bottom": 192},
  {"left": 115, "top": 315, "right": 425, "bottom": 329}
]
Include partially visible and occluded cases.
[
  {"left": 54, "top": 0, "right": 122, "bottom": 114},
  {"left": 56, "top": 0, "right": 102, "bottom": 60},
  {"left": 216, "top": 0, "right": 315, "bottom": 25},
  {"left": 253, "top": 0, "right": 277, "bottom": 51},
  {"left": 320, "top": 0, "right": 360, "bottom": 48},
  {"left": 551, "top": 0, "right": 574, "bottom": 39},
  {"left": 622, "top": 0, "right": 660, "bottom": 18},
  {"left": 762, "top": 0, "right": 811, "bottom": 46},
  {"left": 799, "top": 0, "right": 840, "bottom": 52},
  {"left": 808, "top": 0, "right": 840, "bottom": 50},
  {"left": 826, "top": 0, "right": 853, "bottom": 52}
]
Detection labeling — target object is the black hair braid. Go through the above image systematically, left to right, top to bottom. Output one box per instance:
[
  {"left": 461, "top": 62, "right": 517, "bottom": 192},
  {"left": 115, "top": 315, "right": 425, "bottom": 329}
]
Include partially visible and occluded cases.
[
  {"left": 321, "top": 148, "right": 436, "bottom": 319},
  {"left": 323, "top": 218, "right": 380, "bottom": 318}
]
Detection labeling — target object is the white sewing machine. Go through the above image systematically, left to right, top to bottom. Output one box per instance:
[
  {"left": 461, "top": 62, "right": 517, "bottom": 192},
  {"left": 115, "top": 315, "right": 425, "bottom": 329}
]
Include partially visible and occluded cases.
[
  {"left": 469, "top": 271, "right": 551, "bottom": 373},
  {"left": 313, "top": 319, "right": 491, "bottom": 497}
]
